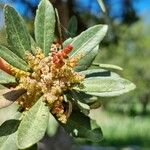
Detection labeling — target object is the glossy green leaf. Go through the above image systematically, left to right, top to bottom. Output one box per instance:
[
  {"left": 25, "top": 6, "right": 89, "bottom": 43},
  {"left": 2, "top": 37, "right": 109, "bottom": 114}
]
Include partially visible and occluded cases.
[
  {"left": 35, "top": 0, "right": 56, "bottom": 56},
  {"left": 4, "top": 5, "right": 31, "bottom": 59},
  {"left": 67, "top": 16, "right": 78, "bottom": 37},
  {"left": 69, "top": 25, "right": 108, "bottom": 59},
  {"left": 0, "top": 45, "right": 29, "bottom": 71},
  {"left": 74, "top": 46, "right": 99, "bottom": 72},
  {"left": 0, "top": 69, "right": 16, "bottom": 84},
  {"left": 74, "top": 76, "right": 136, "bottom": 97},
  {"left": 0, "top": 87, "right": 26, "bottom": 109},
  {"left": 17, "top": 97, "right": 49, "bottom": 149},
  {"left": 63, "top": 111, "right": 103, "bottom": 142},
  {"left": 0, "top": 119, "right": 20, "bottom": 150}
]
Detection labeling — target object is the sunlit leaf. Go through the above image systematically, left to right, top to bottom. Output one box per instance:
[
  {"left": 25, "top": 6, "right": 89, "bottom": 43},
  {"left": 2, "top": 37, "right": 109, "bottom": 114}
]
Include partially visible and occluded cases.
[
  {"left": 35, "top": 0, "right": 56, "bottom": 56},
  {"left": 4, "top": 5, "right": 31, "bottom": 59},
  {"left": 69, "top": 25, "right": 108, "bottom": 59},
  {"left": 0, "top": 45, "right": 29, "bottom": 71},
  {"left": 75, "top": 46, "right": 99, "bottom": 72},
  {"left": 93, "top": 63, "right": 123, "bottom": 71},
  {"left": 0, "top": 69, "right": 16, "bottom": 84},
  {"left": 74, "top": 76, "right": 136, "bottom": 97},
  {"left": 17, "top": 97, "right": 49, "bottom": 149}
]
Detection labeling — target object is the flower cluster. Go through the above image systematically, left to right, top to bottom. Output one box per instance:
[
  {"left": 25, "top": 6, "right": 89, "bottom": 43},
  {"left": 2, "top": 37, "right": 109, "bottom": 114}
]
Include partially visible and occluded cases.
[{"left": 11, "top": 43, "right": 84, "bottom": 123}]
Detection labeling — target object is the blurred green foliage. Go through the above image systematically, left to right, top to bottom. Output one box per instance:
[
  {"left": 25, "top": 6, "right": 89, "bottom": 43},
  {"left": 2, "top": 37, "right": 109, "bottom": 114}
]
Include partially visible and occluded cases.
[{"left": 95, "top": 21, "right": 150, "bottom": 115}]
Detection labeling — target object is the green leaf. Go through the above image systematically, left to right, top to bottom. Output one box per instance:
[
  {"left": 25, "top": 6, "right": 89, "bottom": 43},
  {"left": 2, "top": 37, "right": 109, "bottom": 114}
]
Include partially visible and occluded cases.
[
  {"left": 35, "top": 0, "right": 56, "bottom": 56},
  {"left": 97, "top": 0, "right": 106, "bottom": 13},
  {"left": 4, "top": 5, "right": 31, "bottom": 59},
  {"left": 67, "top": 16, "right": 78, "bottom": 37},
  {"left": 69, "top": 25, "right": 108, "bottom": 59},
  {"left": 30, "top": 36, "right": 38, "bottom": 55},
  {"left": 63, "top": 38, "right": 73, "bottom": 47},
  {"left": 0, "top": 45, "right": 30, "bottom": 71},
  {"left": 74, "top": 46, "right": 99, "bottom": 72},
  {"left": 93, "top": 63, "right": 123, "bottom": 71},
  {"left": 0, "top": 69, "right": 16, "bottom": 84},
  {"left": 80, "top": 69, "right": 110, "bottom": 78},
  {"left": 74, "top": 76, "right": 136, "bottom": 97},
  {"left": 0, "top": 87, "right": 26, "bottom": 109},
  {"left": 70, "top": 91, "right": 90, "bottom": 115},
  {"left": 70, "top": 91, "right": 99, "bottom": 104},
  {"left": 17, "top": 97, "right": 49, "bottom": 149},
  {"left": 63, "top": 111, "right": 103, "bottom": 142},
  {"left": 46, "top": 113, "right": 58, "bottom": 137},
  {"left": 0, "top": 119, "right": 20, "bottom": 150}
]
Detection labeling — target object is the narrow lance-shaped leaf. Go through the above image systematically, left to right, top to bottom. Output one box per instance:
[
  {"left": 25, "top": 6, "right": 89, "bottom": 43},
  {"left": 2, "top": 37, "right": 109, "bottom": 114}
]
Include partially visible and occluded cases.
[
  {"left": 35, "top": 0, "right": 56, "bottom": 56},
  {"left": 97, "top": 0, "right": 106, "bottom": 13},
  {"left": 4, "top": 5, "right": 31, "bottom": 59},
  {"left": 69, "top": 25, "right": 108, "bottom": 58},
  {"left": 0, "top": 45, "right": 30, "bottom": 71},
  {"left": 74, "top": 46, "right": 99, "bottom": 72},
  {"left": 93, "top": 62, "right": 123, "bottom": 71},
  {"left": 0, "top": 69, "right": 16, "bottom": 84},
  {"left": 80, "top": 69, "right": 111, "bottom": 78},
  {"left": 73, "top": 76, "right": 136, "bottom": 97},
  {"left": 17, "top": 97, "right": 49, "bottom": 149},
  {"left": 63, "top": 111, "right": 103, "bottom": 142}
]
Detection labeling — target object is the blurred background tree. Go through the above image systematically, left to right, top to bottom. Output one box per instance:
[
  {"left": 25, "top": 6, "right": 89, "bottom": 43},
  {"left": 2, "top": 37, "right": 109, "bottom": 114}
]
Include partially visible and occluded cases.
[{"left": 0, "top": 0, "right": 150, "bottom": 149}]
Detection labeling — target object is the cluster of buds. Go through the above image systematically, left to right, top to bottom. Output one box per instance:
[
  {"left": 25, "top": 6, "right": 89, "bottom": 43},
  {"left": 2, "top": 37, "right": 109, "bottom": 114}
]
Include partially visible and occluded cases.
[{"left": 11, "top": 43, "right": 84, "bottom": 123}]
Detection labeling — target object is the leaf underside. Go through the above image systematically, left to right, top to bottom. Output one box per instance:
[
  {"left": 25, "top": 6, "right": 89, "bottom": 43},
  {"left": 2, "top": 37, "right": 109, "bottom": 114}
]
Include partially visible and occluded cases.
[
  {"left": 74, "top": 75, "right": 136, "bottom": 97},
  {"left": 17, "top": 97, "right": 49, "bottom": 149}
]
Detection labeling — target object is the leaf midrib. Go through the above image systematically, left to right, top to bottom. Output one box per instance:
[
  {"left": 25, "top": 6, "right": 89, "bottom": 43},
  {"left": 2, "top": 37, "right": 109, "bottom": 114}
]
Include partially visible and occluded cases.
[{"left": 9, "top": 11, "right": 26, "bottom": 55}]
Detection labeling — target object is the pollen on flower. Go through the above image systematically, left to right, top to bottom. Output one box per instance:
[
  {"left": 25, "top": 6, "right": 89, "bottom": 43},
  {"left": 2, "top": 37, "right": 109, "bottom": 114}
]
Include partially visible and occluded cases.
[{"left": 12, "top": 43, "right": 84, "bottom": 123}]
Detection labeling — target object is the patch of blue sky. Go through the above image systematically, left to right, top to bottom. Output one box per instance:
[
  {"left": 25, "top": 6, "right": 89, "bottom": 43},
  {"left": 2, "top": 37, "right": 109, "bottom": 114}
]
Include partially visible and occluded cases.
[{"left": 74, "top": 0, "right": 150, "bottom": 23}]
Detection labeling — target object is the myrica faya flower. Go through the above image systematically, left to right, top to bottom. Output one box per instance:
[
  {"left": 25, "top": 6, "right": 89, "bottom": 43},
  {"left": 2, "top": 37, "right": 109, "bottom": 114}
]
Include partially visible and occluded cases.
[{"left": 9, "top": 43, "right": 84, "bottom": 123}]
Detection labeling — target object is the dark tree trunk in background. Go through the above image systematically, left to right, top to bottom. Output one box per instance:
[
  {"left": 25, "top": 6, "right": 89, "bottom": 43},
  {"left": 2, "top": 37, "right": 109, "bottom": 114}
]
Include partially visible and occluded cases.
[{"left": 122, "top": 0, "right": 139, "bottom": 25}]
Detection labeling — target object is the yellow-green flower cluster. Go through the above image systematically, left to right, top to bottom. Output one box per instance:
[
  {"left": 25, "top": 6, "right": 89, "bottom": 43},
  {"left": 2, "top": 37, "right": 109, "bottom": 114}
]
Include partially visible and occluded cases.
[{"left": 11, "top": 44, "right": 84, "bottom": 123}]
